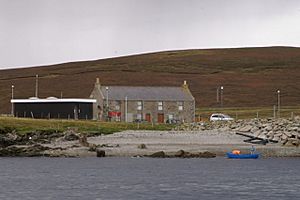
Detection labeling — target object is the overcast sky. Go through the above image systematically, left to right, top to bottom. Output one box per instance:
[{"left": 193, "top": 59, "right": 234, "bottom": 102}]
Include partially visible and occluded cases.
[{"left": 1, "top": 0, "right": 300, "bottom": 69}]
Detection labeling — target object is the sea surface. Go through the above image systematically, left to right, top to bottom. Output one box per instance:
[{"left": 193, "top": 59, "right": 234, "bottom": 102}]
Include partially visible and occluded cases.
[{"left": 0, "top": 157, "right": 299, "bottom": 200}]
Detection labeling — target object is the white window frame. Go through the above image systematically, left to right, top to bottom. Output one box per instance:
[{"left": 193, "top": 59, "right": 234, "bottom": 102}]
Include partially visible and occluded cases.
[
  {"left": 115, "top": 101, "right": 121, "bottom": 111},
  {"left": 137, "top": 101, "right": 143, "bottom": 111},
  {"left": 158, "top": 101, "right": 163, "bottom": 111},
  {"left": 178, "top": 101, "right": 184, "bottom": 111}
]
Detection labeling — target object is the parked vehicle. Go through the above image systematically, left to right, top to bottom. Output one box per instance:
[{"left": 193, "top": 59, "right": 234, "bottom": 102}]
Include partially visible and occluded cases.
[{"left": 210, "top": 113, "right": 234, "bottom": 121}]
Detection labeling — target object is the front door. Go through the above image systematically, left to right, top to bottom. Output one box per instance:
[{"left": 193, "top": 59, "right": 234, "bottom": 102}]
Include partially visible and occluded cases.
[
  {"left": 145, "top": 113, "right": 151, "bottom": 122},
  {"left": 157, "top": 113, "right": 164, "bottom": 123}
]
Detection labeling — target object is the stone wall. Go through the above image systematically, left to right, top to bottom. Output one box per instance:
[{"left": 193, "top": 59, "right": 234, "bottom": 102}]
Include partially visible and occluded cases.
[{"left": 106, "top": 100, "right": 195, "bottom": 123}]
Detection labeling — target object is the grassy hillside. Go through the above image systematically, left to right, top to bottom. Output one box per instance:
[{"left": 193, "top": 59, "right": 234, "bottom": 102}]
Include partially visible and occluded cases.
[{"left": 1, "top": 46, "right": 300, "bottom": 114}]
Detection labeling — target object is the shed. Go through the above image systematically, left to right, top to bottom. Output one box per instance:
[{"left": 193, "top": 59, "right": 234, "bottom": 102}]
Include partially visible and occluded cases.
[{"left": 11, "top": 98, "right": 96, "bottom": 120}]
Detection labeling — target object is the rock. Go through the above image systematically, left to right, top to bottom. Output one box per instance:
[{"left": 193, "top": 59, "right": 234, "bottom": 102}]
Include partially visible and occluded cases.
[
  {"left": 239, "top": 125, "right": 252, "bottom": 132},
  {"left": 265, "top": 125, "right": 272, "bottom": 131},
  {"left": 253, "top": 130, "right": 262, "bottom": 137},
  {"left": 284, "top": 131, "right": 292, "bottom": 138},
  {"left": 63, "top": 132, "right": 79, "bottom": 141},
  {"left": 274, "top": 133, "right": 282, "bottom": 137},
  {"left": 79, "top": 134, "right": 89, "bottom": 147},
  {"left": 281, "top": 134, "right": 288, "bottom": 140},
  {"left": 0, "top": 135, "right": 14, "bottom": 147},
  {"left": 272, "top": 136, "right": 280, "bottom": 142},
  {"left": 286, "top": 139, "right": 300, "bottom": 147},
  {"left": 0, "top": 144, "right": 49, "bottom": 157},
  {"left": 88, "top": 144, "right": 97, "bottom": 152},
  {"left": 100, "top": 144, "right": 120, "bottom": 148},
  {"left": 138, "top": 144, "right": 147, "bottom": 149},
  {"left": 96, "top": 149, "right": 106, "bottom": 157},
  {"left": 174, "top": 150, "right": 216, "bottom": 158},
  {"left": 175, "top": 150, "right": 186, "bottom": 157},
  {"left": 149, "top": 151, "right": 166, "bottom": 158},
  {"left": 198, "top": 151, "right": 216, "bottom": 158}
]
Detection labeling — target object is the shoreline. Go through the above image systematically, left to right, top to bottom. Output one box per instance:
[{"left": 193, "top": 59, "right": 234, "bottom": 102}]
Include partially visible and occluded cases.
[
  {"left": 1, "top": 130, "right": 299, "bottom": 158},
  {"left": 44, "top": 130, "right": 300, "bottom": 158}
]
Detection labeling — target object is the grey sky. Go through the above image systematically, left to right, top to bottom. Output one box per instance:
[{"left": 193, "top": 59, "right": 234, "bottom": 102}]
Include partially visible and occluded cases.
[{"left": 1, "top": 0, "right": 300, "bottom": 69}]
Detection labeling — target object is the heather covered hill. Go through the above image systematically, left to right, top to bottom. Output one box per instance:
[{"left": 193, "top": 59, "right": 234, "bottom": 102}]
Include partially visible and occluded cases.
[{"left": 1, "top": 46, "right": 300, "bottom": 114}]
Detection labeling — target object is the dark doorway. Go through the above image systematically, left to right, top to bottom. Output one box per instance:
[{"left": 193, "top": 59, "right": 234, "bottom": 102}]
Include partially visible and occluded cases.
[
  {"left": 145, "top": 113, "right": 151, "bottom": 122},
  {"left": 157, "top": 113, "right": 164, "bottom": 123}
]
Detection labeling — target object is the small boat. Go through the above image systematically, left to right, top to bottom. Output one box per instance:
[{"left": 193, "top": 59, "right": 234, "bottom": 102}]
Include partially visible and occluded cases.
[{"left": 226, "top": 152, "right": 259, "bottom": 159}]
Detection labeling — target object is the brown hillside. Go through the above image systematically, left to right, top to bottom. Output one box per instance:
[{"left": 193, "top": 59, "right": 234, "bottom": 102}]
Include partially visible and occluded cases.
[{"left": 1, "top": 46, "right": 300, "bottom": 114}]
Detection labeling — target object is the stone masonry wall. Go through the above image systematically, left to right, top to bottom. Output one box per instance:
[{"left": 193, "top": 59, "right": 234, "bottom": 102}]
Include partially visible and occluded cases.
[{"left": 106, "top": 100, "right": 195, "bottom": 123}]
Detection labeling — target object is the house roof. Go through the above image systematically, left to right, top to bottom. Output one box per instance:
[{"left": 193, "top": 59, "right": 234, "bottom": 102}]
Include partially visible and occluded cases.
[{"left": 100, "top": 86, "right": 194, "bottom": 101}]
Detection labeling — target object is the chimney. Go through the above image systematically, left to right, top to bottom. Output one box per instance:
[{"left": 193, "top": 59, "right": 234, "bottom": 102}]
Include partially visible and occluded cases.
[
  {"left": 95, "top": 77, "right": 101, "bottom": 90},
  {"left": 182, "top": 80, "right": 189, "bottom": 89}
]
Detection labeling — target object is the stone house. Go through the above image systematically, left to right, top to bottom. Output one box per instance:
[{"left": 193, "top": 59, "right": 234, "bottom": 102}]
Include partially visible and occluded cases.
[{"left": 90, "top": 78, "right": 195, "bottom": 123}]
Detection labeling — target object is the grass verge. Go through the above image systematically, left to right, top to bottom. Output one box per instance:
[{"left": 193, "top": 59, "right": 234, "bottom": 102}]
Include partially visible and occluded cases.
[{"left": 0, "top": 117, "right": 173, "bottom": 135}]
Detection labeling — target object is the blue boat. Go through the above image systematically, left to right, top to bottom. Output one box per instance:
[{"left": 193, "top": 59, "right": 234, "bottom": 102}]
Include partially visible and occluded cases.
[{"left": 226, "top": 152, "right": 259, "bottom": 159}]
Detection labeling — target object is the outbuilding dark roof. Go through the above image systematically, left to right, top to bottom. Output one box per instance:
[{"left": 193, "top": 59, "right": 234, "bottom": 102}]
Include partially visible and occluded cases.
[{"left": 101, "top": 86, "right": 194, "bottom": 101}]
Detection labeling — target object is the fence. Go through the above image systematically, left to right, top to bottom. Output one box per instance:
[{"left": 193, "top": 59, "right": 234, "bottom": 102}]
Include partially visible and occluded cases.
[{"left": 195, "top": 106, "right": 300, "bottom": 122}]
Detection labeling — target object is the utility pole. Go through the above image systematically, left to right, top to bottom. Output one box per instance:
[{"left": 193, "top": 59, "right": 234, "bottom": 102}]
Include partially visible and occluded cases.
[
  {"left": 35, "top": 74, "right": 39, "bottom": 98},
  {"left": 11, "top": 85, "right": 14, "bottom": 116},
  {"left": 217, "top": 86, "right": 219, "bottom": 103},
  {"left": 220, "top": 86, "right": 224, "bottom": 108},
  {"left": 106, "top": 87, "right": 109, "bottom": 121},
  {"left": 277, "top": 90, "right": 280, "bottom": 118},
  {"left": 125, "top": 96, "right": 128, "bottom": 122}
]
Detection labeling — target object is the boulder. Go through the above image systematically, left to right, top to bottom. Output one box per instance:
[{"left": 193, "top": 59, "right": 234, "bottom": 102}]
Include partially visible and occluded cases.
[
  {"left": 239, "top": 125, "right": 252, "bottom": 132},
  {"left": 265, "top": 125, "right": 273, "bottom": 131},
  {"left": 284, "top": 131, "right": 292, "bottom": 138},
  {"left": 63, "top": 132, "right": 79, "bottom": 141},
  {"left": 79, "top": 134, "right": 89, "bottom": 147},
  {"left": 281, "top": 134, "right": 288, "bottom": 140},
  {"left": 0, "top": 135, "right": 15, "bottom": 147},
  {"left": 272, "top": 136, "right": 280, "bottom": 142},
  {"left": 286, "top": 139, "right": 300, "bottom": 147},
  {"left": 0, "top": 144, "right": 49, "bottom": 157},
  {"left": 88, "top": 144, "right": 97, "bottom": 152},
  {"left": 138, "top": 144, "right": 147, "bottom": 149},
  {"left": 96, "top": 149, "right": 106, "bottom": 157},
  {"left": 174, "top": 150, "right": 186, "bottom": 157},
  {"left": 174, "top": 150, "right": 216, "bottom": 158},
  {"left": 149, "top": 151, "right": 166, "bottom": 158},
  {"left": 198, "top": 151, "right": 217, "bottom": 158}
]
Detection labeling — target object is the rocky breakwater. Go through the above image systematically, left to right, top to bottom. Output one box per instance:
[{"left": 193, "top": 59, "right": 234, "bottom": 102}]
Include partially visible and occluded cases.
[
  {"left": 174, "top": 117, "right": 300, "bottom": 147},
  {"left": 235, "top": 118, "right": 300, "bottom": 147}
]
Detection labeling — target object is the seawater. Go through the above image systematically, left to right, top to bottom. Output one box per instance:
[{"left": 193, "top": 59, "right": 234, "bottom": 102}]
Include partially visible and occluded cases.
[{"left": 0, "top": 157, "right": 299, "bottom": 200}]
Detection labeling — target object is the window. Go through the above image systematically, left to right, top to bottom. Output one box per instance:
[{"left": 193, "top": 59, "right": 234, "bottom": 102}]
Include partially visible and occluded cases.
[
  {"left": 115, "top": 101, "right": 121, "bottom": 110},
  {"left": 137, "top": 101, "right": 143, "bottom": 110},
  {"left": 158, "top": 101, "right": 163, "bottom": 111},
  {"left": 178, "top": 102, "right": 184, "bottom": 111}
]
